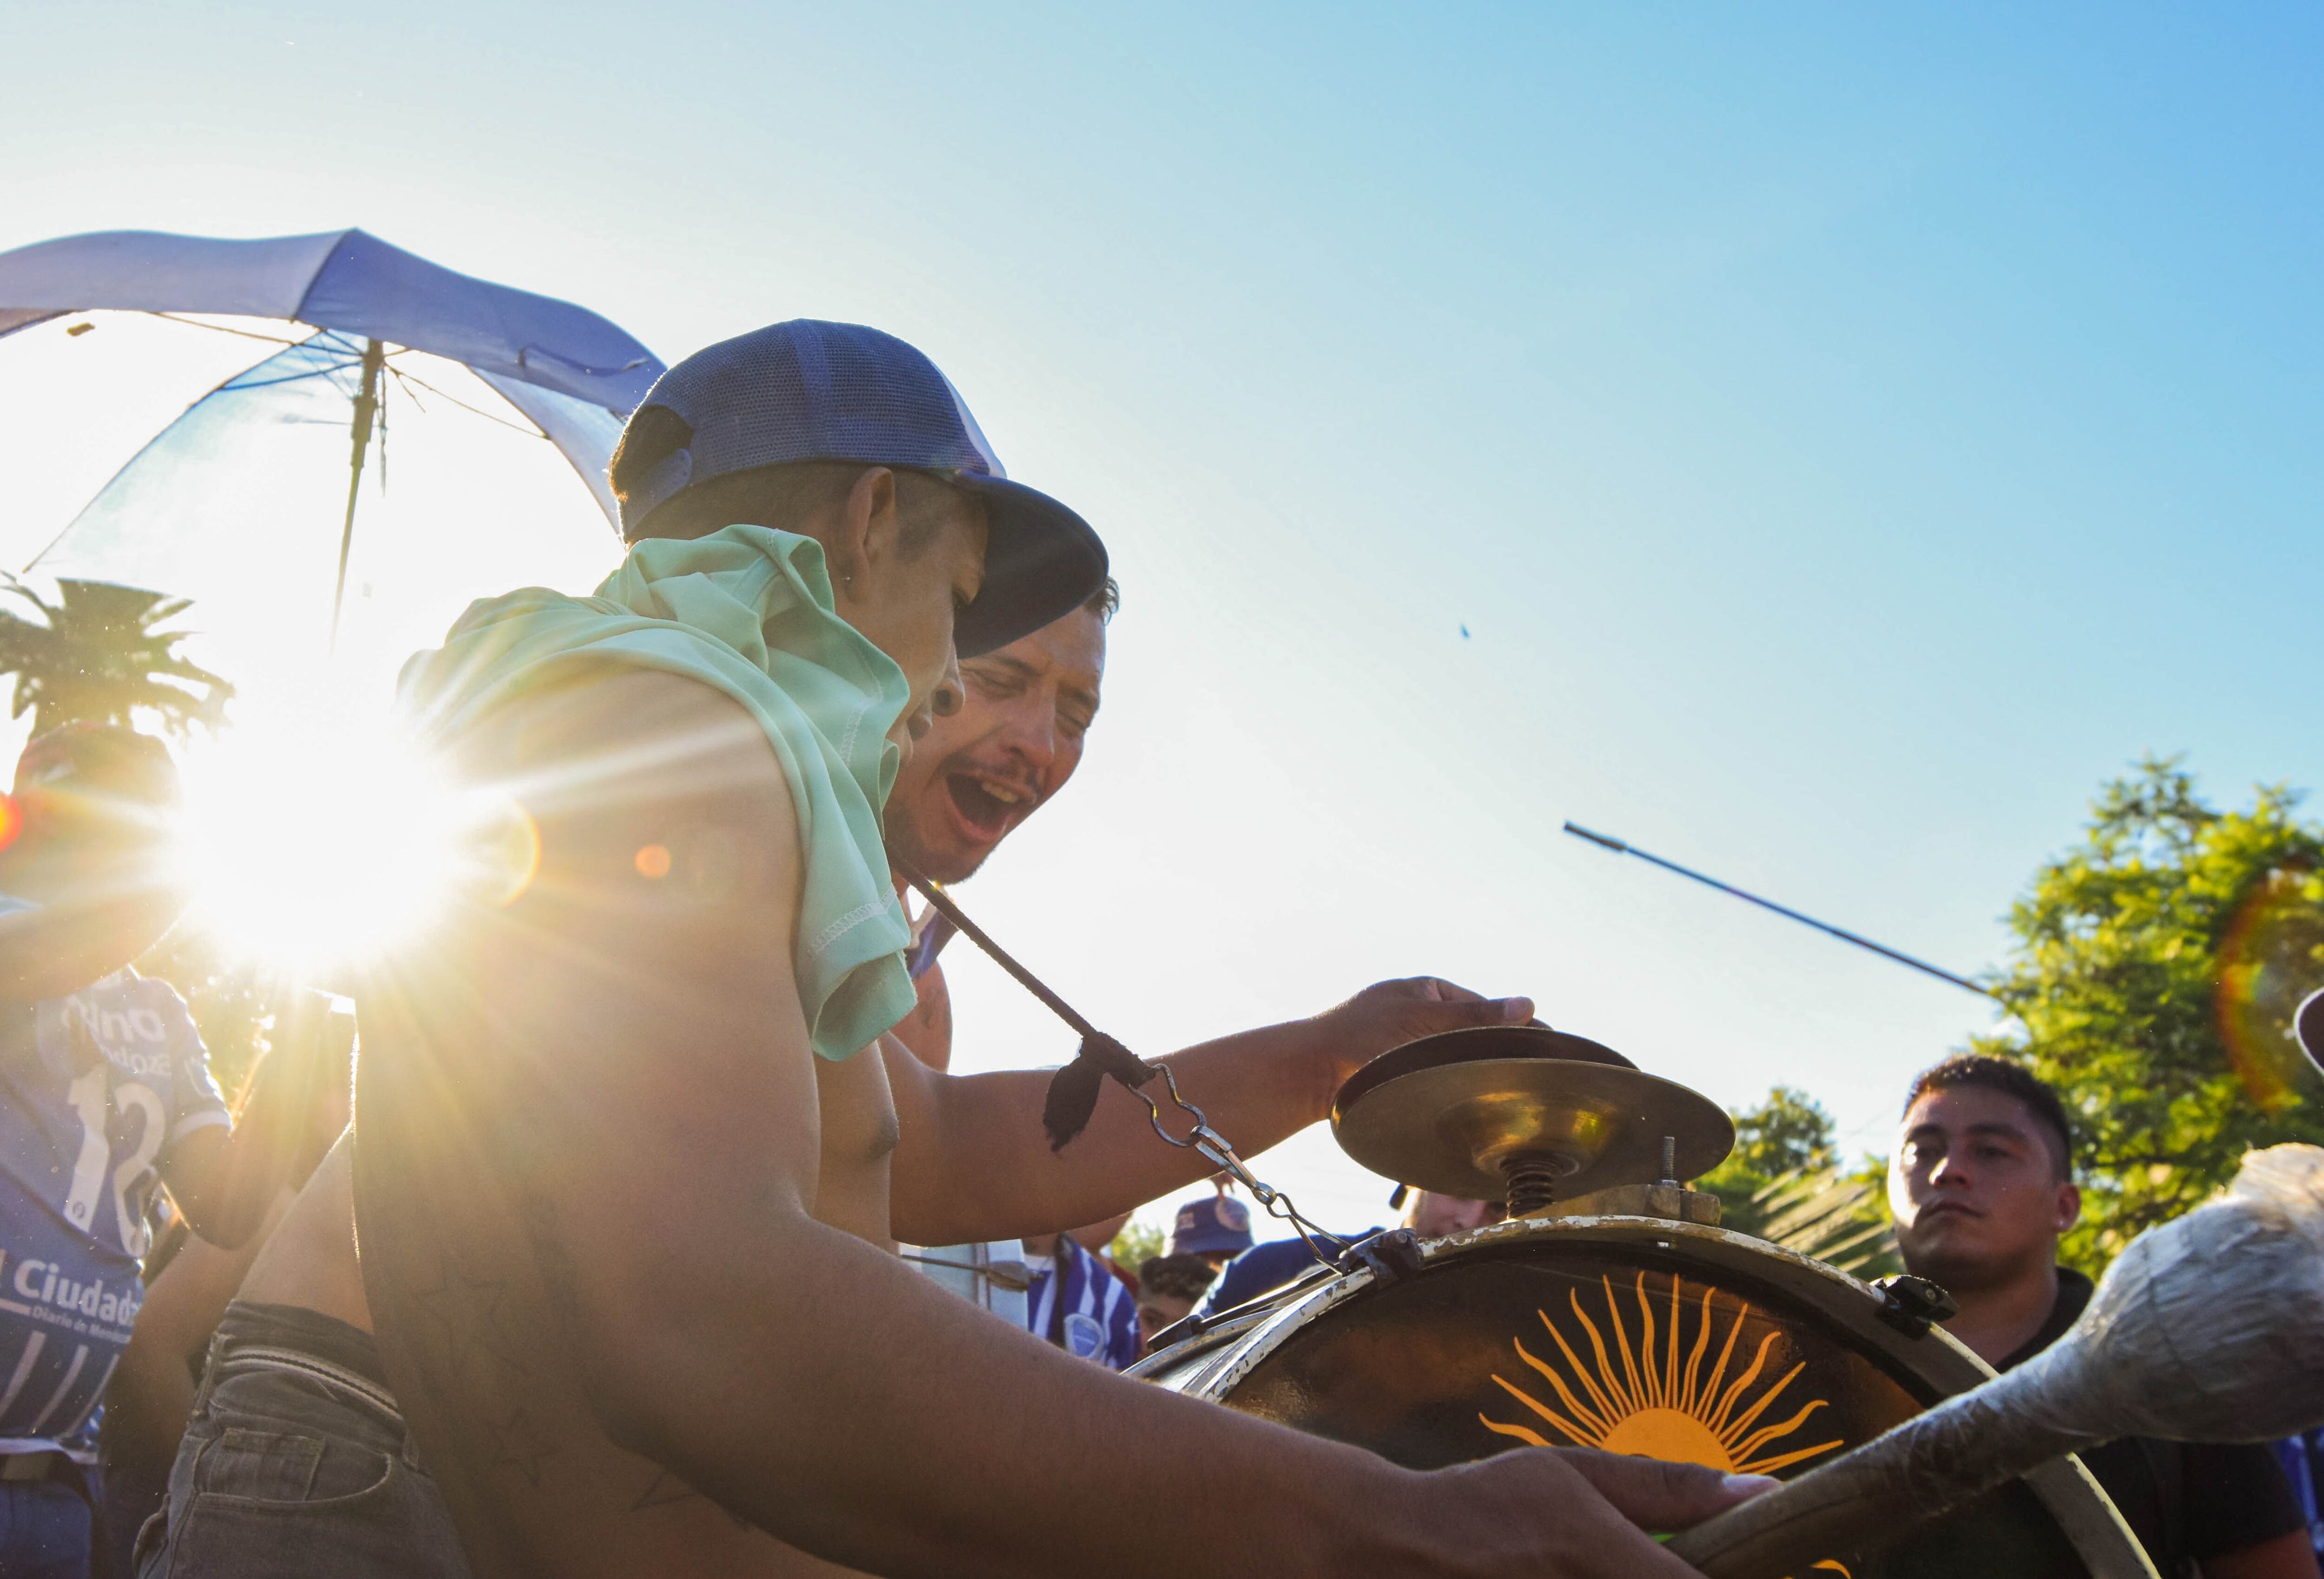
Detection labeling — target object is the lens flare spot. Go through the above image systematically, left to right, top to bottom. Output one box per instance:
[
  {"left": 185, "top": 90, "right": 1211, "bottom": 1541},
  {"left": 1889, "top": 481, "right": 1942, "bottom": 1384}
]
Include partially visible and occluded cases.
[
  {"left": 0, "top": 794, "right": 20, "bottom": 854},
  {"left": 464, "top": 795, "right": 541, "bottom": 907},
  {"left": 634, "top": 844, "right": 672, "bottom": 880},
  {"left": 2216, "top": 870, "right": 2324, "bottom": 1114}
]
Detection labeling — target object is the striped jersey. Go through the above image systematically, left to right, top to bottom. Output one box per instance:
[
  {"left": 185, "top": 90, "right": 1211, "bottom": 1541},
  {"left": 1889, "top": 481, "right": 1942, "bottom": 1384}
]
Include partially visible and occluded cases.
[
  {"left": 0, "top": 950, "right": 225, "bottom": 1454},
  {"left": 1025, "top": 1234, "right": 1139, "bottom": 1371}
]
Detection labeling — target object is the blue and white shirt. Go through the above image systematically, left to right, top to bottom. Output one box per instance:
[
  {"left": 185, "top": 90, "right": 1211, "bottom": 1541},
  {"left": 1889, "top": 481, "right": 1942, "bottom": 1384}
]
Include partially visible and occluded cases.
[
  {"left": 0, "top": 941, "right": 225, "bottom": 1454},
  {"left": 1025, "top": 1235, "right": 1140, "bottom": 1371},
  {"left": 2275, "top": 1430, "right": 2324, "bottom": 1558}
]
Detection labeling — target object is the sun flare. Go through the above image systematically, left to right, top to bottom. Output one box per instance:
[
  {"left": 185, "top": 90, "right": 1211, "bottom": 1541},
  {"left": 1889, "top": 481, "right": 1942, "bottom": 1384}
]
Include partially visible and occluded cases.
[{"left": 171, "top": 710, "right": 531, "bottom": 971}]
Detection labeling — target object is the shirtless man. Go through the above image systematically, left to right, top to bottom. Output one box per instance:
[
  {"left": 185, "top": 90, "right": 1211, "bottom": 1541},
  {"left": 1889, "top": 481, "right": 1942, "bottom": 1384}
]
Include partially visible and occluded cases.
[{"left": 145, "top": 321, "right": 1764, "bottom": 1579}]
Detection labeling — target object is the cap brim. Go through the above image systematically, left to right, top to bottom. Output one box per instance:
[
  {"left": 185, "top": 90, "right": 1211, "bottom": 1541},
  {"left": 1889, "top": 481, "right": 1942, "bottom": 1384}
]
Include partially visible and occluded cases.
[
  {"left": 949, "top": 474, "right": 1108, "bottom": 658},
  {"left": 2298, "top": 988, "right": 2324, "bottom": 1072}
]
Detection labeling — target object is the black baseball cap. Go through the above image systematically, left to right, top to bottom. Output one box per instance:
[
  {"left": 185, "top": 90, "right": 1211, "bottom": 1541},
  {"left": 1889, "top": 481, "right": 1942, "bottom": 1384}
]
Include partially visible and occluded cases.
[
  {"left": 614, "top": 320, "right": 1107, "bottom": 658},
  {"left": 2298, "top": 988, "right": 2324, "bottom": 1073}
]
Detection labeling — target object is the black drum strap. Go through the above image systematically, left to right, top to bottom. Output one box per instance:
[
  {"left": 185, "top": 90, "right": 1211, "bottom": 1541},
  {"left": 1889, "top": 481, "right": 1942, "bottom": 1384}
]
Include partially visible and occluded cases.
[
  {"left": 893, "top": 856, "right": 1156, "bottom": 1150},
  {"left": 888, "top": 859, "right": 1347, "bottom": 1270}
]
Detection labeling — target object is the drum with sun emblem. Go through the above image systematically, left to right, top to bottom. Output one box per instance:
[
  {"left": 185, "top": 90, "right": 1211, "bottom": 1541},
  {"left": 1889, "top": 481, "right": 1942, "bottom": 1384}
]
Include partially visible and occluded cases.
[
  {"left": 1133, "top": 1028, "right": 2156, "bottom": 1579},
  {"left": 1134, "top": 1215, "right": 2152, "bottom": 1579}
]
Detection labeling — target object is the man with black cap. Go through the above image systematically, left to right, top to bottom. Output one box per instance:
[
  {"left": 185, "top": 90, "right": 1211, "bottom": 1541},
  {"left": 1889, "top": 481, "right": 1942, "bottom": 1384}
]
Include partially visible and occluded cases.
[{"left": 143, "top": 321, "right": 1765, "bottom": 1579}]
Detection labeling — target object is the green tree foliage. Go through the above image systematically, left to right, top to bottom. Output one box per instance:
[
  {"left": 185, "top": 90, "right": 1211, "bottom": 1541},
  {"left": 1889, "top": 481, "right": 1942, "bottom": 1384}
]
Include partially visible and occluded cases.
[
  {"left": 0, "top": 572, "right": 256, "bottom": 1081},
  {"left": 0, "top": 576, "right": 233, "bottom": 740},
  {"left": 1976, "top": 757, "right": 2324, "bottom": 1272},
  {"left": 1696, "top": 1084, "right": 1837, "bottom": 1237},
  {"left": 1730, "top": 1086, "right": 1838, "bottom": 1178},
  {"left": 1698, "top": 1087, "right": 1899, "bottom": 1277},
  {"left": 1104, "top": 1217, "right": 1166, "bottom": 1274}
]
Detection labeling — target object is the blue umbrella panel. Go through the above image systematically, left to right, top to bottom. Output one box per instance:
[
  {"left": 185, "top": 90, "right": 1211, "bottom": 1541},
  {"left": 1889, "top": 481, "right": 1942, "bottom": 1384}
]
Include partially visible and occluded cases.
[{"left": 26, "top": 328, "right": 627, "bottom": 705}]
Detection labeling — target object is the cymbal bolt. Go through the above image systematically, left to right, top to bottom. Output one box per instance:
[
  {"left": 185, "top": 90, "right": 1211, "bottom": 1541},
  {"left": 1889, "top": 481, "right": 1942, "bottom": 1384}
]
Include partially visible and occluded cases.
[{"left": 1502, "top": 1152, "right": 1568, "bottom": 1215}]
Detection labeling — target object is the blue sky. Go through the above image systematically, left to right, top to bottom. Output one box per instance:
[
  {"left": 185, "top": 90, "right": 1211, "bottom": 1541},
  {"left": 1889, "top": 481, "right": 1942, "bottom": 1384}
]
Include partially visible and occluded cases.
[{"left": 5, "top": 4, "right": 2319, "bottom": 1234}]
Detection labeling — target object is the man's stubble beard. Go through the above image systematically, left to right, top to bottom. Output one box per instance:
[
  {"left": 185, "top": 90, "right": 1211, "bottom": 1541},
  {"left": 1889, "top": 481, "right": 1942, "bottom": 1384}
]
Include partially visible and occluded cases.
[
  {"left": 883, "top": 805, "right": 995, "bottom": 888},
  {"left": 1899, "top": 1221, "right": 2049, "bottom": 1299}
]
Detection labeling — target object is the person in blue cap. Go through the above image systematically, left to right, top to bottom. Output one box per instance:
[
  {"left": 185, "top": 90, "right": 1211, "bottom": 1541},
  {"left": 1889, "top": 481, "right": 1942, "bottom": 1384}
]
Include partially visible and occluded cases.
[
  {"left": 139, "top": 321, "right": 1766, "bottom": 1579},
  {"left": 1169, "top": 1186, "right": 1254, "bottom": 1270},
  {"left": 1194, "top": 1188, "right": 1503, "bottom": 1324}
]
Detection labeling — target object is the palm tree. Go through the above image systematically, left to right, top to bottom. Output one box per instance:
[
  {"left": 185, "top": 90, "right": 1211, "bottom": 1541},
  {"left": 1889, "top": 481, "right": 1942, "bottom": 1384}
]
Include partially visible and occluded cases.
[{"left": 0, "top": 576, "right": 234, "bottom": 739}]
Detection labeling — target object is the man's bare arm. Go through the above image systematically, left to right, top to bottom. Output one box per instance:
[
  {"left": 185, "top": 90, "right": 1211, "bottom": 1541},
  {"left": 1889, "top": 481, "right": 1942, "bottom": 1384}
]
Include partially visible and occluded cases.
[
  {"left": 353, "top": 669, "right": 1750, "bottom": 1579},
  {"left": 881, "top": 978, "right": 1529, "bottom": 1245},
  {"left": 159, "top": 1032, "right": 321, "bottom": 1248}
]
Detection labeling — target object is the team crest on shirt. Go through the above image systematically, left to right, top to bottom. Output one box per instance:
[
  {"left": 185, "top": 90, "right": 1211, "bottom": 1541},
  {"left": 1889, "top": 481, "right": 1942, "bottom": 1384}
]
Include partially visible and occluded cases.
[{"left": 1062, "top": 1311, "right": 1106, "bottom": 1361}]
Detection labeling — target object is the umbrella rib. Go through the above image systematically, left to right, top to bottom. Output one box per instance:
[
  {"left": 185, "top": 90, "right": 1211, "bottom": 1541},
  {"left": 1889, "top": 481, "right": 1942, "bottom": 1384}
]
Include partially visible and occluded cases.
[
  {"left": 142, "top": 311, "right": 307, "bottom": 346},
  {"left": 224, "top": 365, "right": 362, "bottom": 392},
  {"left": 383, "top": 366, "right": 546, "bottom": 438}
]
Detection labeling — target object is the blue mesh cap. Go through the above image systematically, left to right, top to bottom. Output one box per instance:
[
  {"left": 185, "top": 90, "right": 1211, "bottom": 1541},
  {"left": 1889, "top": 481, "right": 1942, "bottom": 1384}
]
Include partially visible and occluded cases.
[
  {"left": 614, "top": 319, "right": 1107, "bottom": 657},
  {"left": 1169, "top": 1193, "right": 1254, "bottom": 1257}
]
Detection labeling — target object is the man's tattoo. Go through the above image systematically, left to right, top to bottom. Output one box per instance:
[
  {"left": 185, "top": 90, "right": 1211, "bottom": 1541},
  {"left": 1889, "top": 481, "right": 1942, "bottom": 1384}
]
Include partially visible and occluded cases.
[
  {"left": 518, "top": 1193, "right": 588, "bottom": 1328},
  {"left": 415, "top": 1248, "right": 528, "bottom": 1378},
  {"left": 487, "top": 1407, "right": 559, "bottom": 1487},
  {"left": 633, "top": 1467, "right": 753, "bottom": 1532},
  {"left": 632, "top": 1469, "right": 701, "bottom": 1512}
]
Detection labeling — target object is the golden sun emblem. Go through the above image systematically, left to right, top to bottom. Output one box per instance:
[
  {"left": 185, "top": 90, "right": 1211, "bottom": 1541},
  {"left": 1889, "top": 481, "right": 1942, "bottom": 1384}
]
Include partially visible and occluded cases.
[{"left": 1479, "top": 1270, "right": 1845, "bottom": 1477}]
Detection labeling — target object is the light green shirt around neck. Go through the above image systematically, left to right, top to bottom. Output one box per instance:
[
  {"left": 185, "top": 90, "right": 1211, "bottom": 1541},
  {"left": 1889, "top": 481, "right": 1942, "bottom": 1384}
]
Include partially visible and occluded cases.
[{"left": 397, "top": 524, "right": 916, "bottom": 1061}]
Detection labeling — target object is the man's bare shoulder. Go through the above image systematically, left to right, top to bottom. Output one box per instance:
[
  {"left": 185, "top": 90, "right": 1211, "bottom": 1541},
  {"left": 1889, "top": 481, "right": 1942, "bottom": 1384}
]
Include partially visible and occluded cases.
[
  {"left": 430, "top": 664, "right": 807, "bottom": 964},
  {"left": 451, "top": 664, "right": 790, "bottom": 803}
]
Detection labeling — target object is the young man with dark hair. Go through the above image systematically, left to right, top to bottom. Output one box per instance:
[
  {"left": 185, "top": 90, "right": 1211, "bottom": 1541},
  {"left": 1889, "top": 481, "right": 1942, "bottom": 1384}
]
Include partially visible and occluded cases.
[
  {"left": 142, "top": 321, "right": 1763, "bottom": 1579},
  {"left": 1890, "top": 1054, "right": 2317, "bottom": 1579},
  {"left": 1135, "top": 1253, "right": 1219, "bottom": 1354}
]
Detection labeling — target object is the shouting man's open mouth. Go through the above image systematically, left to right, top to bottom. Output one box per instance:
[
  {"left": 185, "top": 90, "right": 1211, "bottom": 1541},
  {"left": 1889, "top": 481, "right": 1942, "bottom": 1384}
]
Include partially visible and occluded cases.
[{"left": 946, "top": 771, "right": 1038, "bottom": 838}]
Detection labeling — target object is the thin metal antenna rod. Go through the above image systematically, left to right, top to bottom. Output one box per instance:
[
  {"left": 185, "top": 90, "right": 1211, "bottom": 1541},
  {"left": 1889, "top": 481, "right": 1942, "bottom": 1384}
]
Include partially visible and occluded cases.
[
  {"left": 328, "top": 337, "right": 387, "bottom": 656},
  {"left": 1563, "top": 821, "right": 2000, "bottom": 1000}
]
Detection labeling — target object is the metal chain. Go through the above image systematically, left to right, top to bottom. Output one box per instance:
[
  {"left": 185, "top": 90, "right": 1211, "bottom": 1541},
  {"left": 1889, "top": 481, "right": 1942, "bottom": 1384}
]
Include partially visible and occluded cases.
[
  {"left": 893, "top": 860, "right": 1344, "bottom": 1271},
  {"left": 1132, "top": 1063, "right": 1342, "bottom": 1270}
]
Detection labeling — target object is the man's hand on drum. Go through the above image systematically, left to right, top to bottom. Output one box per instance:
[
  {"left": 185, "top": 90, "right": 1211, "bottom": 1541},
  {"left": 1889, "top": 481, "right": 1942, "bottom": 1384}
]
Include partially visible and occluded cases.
[{"left": 1431, "top": 1446, "right": 1776, "bottom": 1578}]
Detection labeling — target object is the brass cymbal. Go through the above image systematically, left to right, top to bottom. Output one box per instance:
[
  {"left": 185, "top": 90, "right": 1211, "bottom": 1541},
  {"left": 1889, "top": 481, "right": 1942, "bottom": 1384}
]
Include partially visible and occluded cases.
[{"left": 1331, "top": 1026, "right": 1734, "bottom": 1206}]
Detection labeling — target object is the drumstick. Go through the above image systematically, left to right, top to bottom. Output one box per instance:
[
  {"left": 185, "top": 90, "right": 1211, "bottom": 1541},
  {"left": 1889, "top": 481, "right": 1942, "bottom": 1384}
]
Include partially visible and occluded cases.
[{"left": 1664, "top": 1143, "right": 2324, "bottom": 1579}]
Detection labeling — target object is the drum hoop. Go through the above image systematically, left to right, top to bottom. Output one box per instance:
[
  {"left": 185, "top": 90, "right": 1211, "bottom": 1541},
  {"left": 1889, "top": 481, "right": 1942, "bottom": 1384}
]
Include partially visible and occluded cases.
[{"left": 1141, "top": 1213, "right": 2158, "bottom": 1579}]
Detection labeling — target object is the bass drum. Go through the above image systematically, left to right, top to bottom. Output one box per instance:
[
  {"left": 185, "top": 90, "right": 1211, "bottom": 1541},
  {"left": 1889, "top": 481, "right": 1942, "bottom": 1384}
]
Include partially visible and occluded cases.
[{"left": 1135, "top": 1214, "right": 2157, "bottom": 1579}]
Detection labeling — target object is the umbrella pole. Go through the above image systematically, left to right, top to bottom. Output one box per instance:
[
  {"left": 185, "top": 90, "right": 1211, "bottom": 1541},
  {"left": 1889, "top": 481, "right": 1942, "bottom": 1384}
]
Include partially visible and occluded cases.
[{"left": 328, "top": 337, "right": 387, "bottom": 656}]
